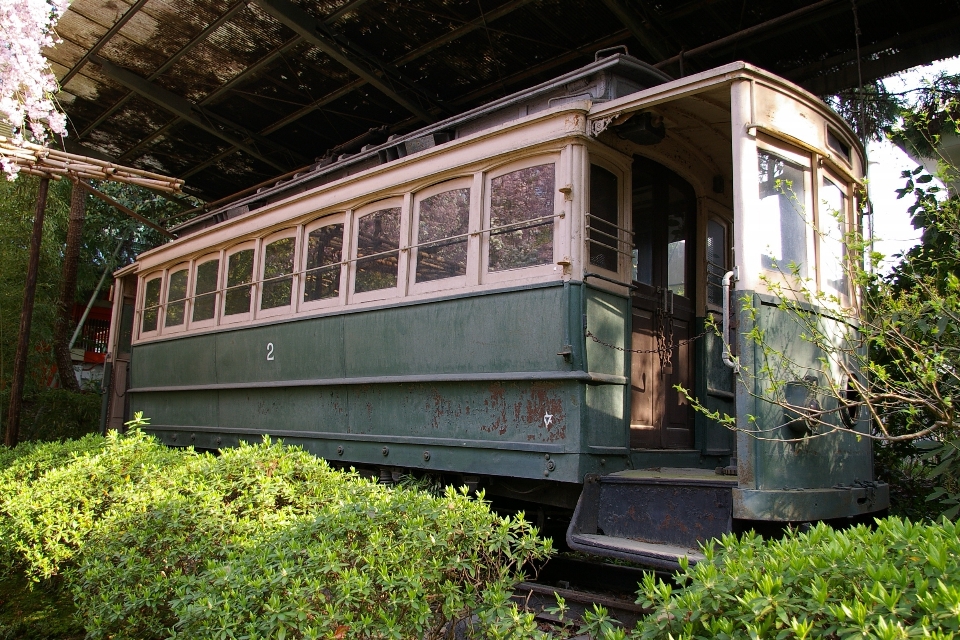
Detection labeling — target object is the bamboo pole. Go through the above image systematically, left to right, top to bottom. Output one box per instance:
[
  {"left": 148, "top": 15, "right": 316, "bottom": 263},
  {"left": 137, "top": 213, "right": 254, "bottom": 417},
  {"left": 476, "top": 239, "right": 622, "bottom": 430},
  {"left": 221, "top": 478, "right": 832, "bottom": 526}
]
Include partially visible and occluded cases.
[{"left": 5, "top": 178, "right": 50, "bottom": 447}]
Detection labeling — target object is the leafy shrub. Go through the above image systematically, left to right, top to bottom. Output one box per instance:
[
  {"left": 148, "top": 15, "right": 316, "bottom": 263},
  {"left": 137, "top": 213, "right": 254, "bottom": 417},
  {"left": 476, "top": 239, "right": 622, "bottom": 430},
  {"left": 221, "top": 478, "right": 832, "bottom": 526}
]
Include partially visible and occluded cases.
[
  {"left": 0, "top": 429, "right": 188, "bottom": 581},
  {"left": 0, "top": 430, "right": 552, "bottom": 639},
  {"left": 0, "top": 434, "right": 108, "bottom": 571},
  {"left": 74, "top": 439, "right": 551, "bottom": 640},
  {"left": 636, "top": 517, "right": 960, "bottom": 639}
]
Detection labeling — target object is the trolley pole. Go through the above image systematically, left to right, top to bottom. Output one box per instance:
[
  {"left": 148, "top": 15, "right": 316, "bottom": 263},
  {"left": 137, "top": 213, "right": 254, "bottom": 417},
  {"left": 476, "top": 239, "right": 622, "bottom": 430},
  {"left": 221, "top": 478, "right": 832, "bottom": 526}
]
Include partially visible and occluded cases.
[{"left": 5, "top": 178, "right": 50, "bottom": 448}]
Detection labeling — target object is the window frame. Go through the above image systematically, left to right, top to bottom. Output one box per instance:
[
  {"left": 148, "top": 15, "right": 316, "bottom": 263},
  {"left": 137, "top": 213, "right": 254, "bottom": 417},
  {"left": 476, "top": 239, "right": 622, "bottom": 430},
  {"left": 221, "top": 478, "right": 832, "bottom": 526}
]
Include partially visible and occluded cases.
[
  {"left": 755, "top": 135, "right": 815, "bottom": 286},
  {"left": 480, "top": 154, "right": 562, "bottom": 285},
  {"left": 585, "top": 155, "right": 627, "bottom": 279},
  {"left": 816, "top": 167, "right": 852, "bottom": 305},
  {"left": 408, "top": 177, "right": 474, "bottom": 295},
  {"left": 350, "top": 196, "right": 406, "bottom": 304},
  {"left": 301, "top": 213, "right": 348, "bottom": 312},
  {"left": 256, "top": 228, "right": 300, "bottom": 319},
  {"left": 221, "top": 241, "right": 257, "bottom": 325},
  {"left": 188, "top": 252, "right": 223, "bottom": 330},
  {"left": 161, "top": 262, "right": 191, "bottom": 335},
  {"left": 138, "top": 271, "right": 164, "bottom": 340}
]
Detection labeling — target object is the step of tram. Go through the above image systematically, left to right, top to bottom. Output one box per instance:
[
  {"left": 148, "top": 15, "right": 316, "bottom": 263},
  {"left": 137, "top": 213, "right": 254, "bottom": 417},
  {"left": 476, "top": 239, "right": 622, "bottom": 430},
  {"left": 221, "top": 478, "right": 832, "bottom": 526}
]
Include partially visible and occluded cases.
[{"left": 566, "top": 468, "right": 736, "bottom": 571}]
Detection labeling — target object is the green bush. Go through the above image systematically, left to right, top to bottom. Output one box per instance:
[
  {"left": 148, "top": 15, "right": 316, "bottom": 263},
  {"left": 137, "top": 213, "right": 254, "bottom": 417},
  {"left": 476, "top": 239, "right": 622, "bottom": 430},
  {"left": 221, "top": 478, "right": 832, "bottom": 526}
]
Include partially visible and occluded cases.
[
  {"left": 0, "top": 429, "right": 188, "bottom": 582},
  {"left": 0, "top": 430, "right": 552, "bottom": 639},
  {"left": 636, "top": 518, "right": 960, "bottom": 639}
]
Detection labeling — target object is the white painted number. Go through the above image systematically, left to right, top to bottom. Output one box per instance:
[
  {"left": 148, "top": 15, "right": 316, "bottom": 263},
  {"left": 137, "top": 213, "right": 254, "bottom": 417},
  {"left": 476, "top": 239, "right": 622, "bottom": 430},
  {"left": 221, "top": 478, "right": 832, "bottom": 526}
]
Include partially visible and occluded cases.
[{"left": 266, "top": 342, "right": 275, "bottom": 361}]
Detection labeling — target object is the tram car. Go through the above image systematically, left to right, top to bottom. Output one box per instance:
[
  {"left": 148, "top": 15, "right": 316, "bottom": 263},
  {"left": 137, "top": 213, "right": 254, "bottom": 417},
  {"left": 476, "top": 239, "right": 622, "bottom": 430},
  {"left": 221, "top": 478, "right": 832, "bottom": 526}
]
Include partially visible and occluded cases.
[{"left": 101, "top": 52, "right": 888, "bottom": 569}]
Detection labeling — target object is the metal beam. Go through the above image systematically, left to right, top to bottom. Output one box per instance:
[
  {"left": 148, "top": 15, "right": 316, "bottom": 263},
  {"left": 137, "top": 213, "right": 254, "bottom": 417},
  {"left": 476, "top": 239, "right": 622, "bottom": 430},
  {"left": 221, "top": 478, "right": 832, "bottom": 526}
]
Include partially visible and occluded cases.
[
  {"left": 60, "top": 0, "right": 151, "bottom": 87},
  {"left": 79, "top": 0, "right": 250, "bottom": 139},
  {"left": 176, "top": 0, "right": 535, "bottom": 179},
  {"left": 254, "top": 0, "right": 437, "bottom": 123},
  {"left": 597, "top": 0, "right": 671, "bottom": 61},
  {"left": 654, "top": 0, "right": 842, "bottom": 69},
  {"left": 798, "top": 24, "right": 960, "bottom": 95},
  {"left": 117, "top": 36, "right": 302, "bottom": 162},
  {"left": 96, "top": 57, "right": 289, "bottom": 172}
]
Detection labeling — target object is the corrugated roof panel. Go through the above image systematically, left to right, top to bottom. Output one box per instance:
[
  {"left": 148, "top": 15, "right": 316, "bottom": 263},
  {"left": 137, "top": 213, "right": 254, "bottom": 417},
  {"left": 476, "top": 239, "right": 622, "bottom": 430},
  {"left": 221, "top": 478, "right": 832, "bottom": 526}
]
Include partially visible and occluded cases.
[
  {"left": 57, "top": 8, "right": 112, "bottom": 49},
  {"left": 95, "top": 96, "right": 177, "bottom": 149}
]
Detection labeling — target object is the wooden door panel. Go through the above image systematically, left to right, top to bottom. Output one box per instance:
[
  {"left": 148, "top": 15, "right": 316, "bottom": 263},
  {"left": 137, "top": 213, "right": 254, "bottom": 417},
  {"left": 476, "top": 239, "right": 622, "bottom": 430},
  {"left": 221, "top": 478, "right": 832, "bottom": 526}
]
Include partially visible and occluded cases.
[{"left": 630, "top": 310, "right": 659, "bottom": 448}]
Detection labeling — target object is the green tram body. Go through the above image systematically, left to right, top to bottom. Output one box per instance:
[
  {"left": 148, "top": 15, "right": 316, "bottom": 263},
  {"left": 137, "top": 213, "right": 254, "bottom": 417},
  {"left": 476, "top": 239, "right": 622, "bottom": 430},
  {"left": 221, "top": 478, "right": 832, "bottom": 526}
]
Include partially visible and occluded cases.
[{"left": 103, "top": 55, "right": 888, "bottom": 565}]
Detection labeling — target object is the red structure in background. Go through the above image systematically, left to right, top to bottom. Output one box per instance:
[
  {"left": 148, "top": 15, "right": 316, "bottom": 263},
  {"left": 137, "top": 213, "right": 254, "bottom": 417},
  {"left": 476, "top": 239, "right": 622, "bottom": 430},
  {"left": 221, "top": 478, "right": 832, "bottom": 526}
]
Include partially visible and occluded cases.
[{"left": 71, "top": 303, "right": 111, "bottom": 364}]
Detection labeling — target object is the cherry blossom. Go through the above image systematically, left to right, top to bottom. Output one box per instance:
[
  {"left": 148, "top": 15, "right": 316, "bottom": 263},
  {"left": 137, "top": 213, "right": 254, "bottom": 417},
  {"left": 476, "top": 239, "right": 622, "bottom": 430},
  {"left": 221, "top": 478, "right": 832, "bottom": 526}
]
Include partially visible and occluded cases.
[{"left": 0, "top": 0, "right": 72, "bottom": 178}]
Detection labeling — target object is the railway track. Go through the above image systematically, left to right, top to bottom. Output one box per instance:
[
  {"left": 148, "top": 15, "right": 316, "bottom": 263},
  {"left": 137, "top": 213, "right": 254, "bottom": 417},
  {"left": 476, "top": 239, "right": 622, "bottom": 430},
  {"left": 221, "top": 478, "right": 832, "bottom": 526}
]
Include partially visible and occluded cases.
[{"left": 511, "top": 555, "right": 660, "bottom": 633}]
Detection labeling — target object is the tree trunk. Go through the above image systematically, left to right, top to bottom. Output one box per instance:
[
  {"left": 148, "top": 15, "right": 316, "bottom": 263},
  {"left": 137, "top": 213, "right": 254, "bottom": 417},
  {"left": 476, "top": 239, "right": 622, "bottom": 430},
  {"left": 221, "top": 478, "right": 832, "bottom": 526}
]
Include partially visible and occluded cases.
[
  {"left": 5, "top": 178, "right": 50, "bottom": 448},
  {"left": 52, "top": 181, "right": 86, "bottom": 392}
]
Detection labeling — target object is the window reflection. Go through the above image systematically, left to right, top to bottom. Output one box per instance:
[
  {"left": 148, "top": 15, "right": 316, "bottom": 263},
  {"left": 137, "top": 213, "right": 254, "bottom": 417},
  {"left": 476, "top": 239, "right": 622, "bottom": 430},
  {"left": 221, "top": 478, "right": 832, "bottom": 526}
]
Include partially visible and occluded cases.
[
  {"left": 758, "top": 150, "right": 807, "bottom": 277},
  {"left": 489, "top": 164, "right": 554, "bottom": 271},
  {"left": 820, "top": 177, "right": 847, "bottom": 295},
  {"left": 416, "top": 187, "right": 469, "bottom": 283},
  {"left": 355, "top": 208, "right": 401, "bottom": 293},
  {"left": 304, "top": 224, "right": 343, "bottom": 302},
  {"left": 261, "top": 238, "right": 295, "bottom": 310},
  {"left": 224, "top": 249, "right": 254, "bottom": 315},
  {"left": 192, "top": 259, "right": 219, "bottom": 322},
  {"left": 164, "top": 269, "right": 188, "bottom": 327},
  {"left": 141, "top": 277, "right": 161, "bottom": 332}
]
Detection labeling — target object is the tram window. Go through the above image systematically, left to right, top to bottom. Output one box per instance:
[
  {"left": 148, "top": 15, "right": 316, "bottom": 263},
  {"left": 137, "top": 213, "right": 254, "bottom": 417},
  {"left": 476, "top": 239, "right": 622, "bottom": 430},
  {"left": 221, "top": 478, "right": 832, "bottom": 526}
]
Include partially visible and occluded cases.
[
  {"left": 758, "top": 150, "right": 808, "bottom": 277},
  {"left": 489, "top": 163, "right": 554, "bottom": 271},
  {"left": 589, "top": 164, "right": 619, "bottom": 272},
  {"left": 820, "top": 177, "right": 847, "bottom": 295},
  {"left": 415, "top": 186, "right": 469, "bottom": 283},
  {"left": 355, "top": 208, "right": 401, "bottom": 293},
  {"left": 706, "top": 220, "right": 727, "bottom": 307},
  {"left": 304, "top": 223, "right": 344, "bottom": 302},
  {"left": 261, "top": 237, "right": 295, "bottom": 310},
  {"left": 224, "top": 249, "right": 254, "bottom": 316},
  {"left": 192, "top": 259, "right": 219, "bottom": 322},
  {"left": 164, "top": 268, "right": 188, "bottom": 327},
  {"left": 141, "top": 277, "right": 161, "bottom": 333}
]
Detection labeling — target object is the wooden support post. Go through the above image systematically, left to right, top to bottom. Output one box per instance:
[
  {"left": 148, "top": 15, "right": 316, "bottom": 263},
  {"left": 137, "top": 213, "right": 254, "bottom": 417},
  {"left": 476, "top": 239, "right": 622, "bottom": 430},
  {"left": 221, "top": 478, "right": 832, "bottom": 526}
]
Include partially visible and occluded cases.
[
  {"left": 5, "top": 178, "right": 50, "bottom": 447},
  {"left": 52, "top": 181, "right": 86, "bottom": 392}
]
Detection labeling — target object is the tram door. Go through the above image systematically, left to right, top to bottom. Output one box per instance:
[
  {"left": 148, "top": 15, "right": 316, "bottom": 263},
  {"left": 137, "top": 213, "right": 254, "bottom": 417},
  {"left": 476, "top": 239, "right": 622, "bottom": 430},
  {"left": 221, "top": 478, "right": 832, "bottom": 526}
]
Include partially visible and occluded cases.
[{"left": 629, "top": 157, "right": 696, "bottom": 449}]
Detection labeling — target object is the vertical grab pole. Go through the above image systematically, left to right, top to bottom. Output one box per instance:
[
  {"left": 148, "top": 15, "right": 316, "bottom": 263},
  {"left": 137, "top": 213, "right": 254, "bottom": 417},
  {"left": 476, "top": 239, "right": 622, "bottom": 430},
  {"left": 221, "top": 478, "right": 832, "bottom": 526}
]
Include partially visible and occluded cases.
[{"left": 722, "top": 268, "right": 739, "bottom": 372}]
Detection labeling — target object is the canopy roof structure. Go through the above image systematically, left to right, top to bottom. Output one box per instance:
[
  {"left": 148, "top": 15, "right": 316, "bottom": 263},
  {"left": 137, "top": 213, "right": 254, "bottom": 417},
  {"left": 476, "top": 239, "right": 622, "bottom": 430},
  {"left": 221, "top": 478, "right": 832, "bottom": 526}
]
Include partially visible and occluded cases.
[{"left": 48, "top": 0, "right": 960, "bottom": 204}]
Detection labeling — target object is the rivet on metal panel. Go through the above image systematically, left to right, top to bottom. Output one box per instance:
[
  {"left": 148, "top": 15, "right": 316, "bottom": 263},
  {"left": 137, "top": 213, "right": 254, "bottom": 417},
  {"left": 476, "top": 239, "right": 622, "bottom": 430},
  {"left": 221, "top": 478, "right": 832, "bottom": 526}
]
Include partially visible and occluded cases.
[
  {"left": 171, "top": 433, "right": 177, "bottom": 441},
  {"left": 190, "top": 433, "right": 195, "bottom": 442},
  {"left": 337, "top": 445, "right": 344, "bottom": 456},
  {"left": 382, "top": 446, "right": 389, "bottom": 457},
  {"left": 423, "top": 451, "right": 431, "bottom": 461},
  {"left": 544, "top": 453, "right": 551, "bottom": 460},
  {"left": 600, "top": 458, "right": 606, "bottom": 466},
  {"left": 543, "top": 469, "right": 550, "bottom": 477}
]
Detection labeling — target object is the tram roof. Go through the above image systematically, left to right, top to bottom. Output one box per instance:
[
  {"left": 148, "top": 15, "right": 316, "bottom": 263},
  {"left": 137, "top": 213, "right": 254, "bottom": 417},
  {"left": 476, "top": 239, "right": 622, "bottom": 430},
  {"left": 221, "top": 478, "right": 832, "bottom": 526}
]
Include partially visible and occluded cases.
[{"left": 49, "top": 0, "right": 960, "bottom": 209}]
